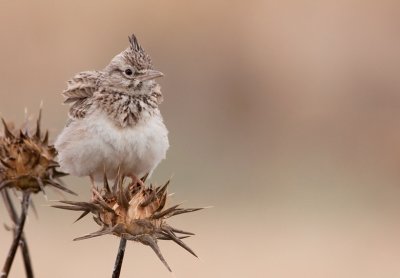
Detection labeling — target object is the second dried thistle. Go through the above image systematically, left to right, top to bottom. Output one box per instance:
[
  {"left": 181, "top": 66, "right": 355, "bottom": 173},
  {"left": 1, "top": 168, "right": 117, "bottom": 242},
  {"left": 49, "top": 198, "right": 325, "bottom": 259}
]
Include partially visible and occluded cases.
[
  {"left": 0, "top": 110, "right": 73, "bottom": 278},
  {"left": 0, "top": 112, "right": 71, "bottom": 195},
  {"left": 54, "top": 173, "right": 204, "bottom": 272}
]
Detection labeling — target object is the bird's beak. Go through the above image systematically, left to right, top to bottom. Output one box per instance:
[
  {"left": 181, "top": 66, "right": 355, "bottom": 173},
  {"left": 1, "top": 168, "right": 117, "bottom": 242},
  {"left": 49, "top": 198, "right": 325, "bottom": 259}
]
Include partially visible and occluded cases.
[{"left": 136, "top": 69, "right": 164, "bottom": 82}]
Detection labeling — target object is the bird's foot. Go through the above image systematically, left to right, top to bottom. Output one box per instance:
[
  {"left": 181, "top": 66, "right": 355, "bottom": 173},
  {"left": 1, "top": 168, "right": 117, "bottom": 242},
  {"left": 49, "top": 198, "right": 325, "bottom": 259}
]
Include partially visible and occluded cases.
[{"left": 128, "top": 174, "right": 146, "bottom": 187}]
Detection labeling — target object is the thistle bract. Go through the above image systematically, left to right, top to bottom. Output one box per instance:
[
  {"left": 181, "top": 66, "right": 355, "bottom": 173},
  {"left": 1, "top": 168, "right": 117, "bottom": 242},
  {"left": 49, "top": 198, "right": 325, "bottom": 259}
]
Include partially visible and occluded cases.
[{"left": 54, "top": 173, "right": 203, "bottom": 271}]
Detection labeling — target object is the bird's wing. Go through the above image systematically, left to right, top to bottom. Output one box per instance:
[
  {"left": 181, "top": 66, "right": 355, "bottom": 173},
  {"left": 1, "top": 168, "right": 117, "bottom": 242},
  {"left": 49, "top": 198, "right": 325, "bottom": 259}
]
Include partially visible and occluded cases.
[{"left": 63, "top": 71, "right": 101, "bottom": 121}]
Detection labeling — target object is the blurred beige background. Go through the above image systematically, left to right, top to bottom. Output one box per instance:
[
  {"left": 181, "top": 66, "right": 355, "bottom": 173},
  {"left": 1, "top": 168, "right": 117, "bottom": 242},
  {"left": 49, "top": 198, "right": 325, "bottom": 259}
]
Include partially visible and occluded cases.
[{"left": 1, "top": 0, "right": 400, "bottom": 277}]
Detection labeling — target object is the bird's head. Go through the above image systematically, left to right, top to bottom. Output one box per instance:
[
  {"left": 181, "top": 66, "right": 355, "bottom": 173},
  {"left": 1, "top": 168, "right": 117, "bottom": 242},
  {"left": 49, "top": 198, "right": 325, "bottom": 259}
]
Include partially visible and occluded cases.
[{"left": 102, "top": 34, "right": 163, "bottom": 94}]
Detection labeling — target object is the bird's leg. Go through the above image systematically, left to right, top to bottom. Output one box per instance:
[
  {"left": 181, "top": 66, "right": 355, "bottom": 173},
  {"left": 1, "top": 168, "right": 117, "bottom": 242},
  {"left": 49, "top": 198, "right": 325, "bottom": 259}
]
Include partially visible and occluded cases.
[
  {"left": 128, "top": 174, "right": 145, "bottom": 187},
  {"left": 89, "top": 175, "right": 97, "bottom": 193},
  {"left": 89, "top": 175, "right": 108, "bottom": 203}
]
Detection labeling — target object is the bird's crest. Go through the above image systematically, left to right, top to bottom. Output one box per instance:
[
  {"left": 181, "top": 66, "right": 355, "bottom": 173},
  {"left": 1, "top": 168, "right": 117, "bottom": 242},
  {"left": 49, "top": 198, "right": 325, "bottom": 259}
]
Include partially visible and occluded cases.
[
  {"left": 124, "top": 34, "right": 153, "bottom": 70},
  {"left": 129, "top": 34, "right": 143, "bottom": 52}
]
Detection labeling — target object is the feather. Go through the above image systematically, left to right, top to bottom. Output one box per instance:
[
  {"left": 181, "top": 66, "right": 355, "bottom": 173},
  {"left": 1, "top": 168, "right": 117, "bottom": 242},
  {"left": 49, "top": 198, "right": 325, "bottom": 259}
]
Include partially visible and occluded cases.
[{"left": 63, "top": 71, "right": 102, "bottom": 121}]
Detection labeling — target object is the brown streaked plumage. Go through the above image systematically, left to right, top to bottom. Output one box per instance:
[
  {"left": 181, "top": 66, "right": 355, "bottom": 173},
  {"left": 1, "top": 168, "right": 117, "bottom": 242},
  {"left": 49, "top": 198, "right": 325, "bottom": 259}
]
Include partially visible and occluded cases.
[
  {"left": 55, "top": 34, "right": 169, "bottom": 182},
  {"left": 62, "top": 34, "right": 160, "bottom": 127}
]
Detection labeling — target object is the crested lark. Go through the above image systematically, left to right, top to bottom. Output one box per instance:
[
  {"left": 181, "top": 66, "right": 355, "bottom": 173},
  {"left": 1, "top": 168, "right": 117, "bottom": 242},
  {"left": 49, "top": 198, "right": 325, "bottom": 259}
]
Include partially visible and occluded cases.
[{"left": 55, "top": 34, "right": 169, "bottom": 182}]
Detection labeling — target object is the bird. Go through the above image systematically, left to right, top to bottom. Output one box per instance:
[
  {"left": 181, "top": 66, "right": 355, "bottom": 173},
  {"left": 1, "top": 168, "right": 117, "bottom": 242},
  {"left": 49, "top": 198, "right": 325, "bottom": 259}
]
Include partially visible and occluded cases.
[{"left": 55, "top": 34, "right": 169, "bottom": 184}]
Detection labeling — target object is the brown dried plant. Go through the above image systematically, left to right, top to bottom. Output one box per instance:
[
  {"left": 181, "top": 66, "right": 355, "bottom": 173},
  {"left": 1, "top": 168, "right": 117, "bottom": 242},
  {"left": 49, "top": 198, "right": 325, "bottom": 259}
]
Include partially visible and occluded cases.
[
  {"left": 0, "top": 111, "right": 73, "bottom": 278},
  {"left": 0, "top": 111, "right": 72, "bottom": 195},
  {"left": 53, "top": 172, "right": 204, "bottom": 273}
]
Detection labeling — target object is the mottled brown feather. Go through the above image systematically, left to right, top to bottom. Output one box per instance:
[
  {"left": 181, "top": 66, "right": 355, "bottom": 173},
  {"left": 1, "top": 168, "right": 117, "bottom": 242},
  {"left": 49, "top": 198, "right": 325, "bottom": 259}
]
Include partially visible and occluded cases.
[{"left": 63, "top": 71, "right": 102, "bottom": 120}]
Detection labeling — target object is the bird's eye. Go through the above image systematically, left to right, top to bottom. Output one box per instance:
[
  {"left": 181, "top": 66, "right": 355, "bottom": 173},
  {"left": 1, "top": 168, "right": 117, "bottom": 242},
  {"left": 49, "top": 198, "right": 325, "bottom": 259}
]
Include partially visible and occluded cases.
[{"left": 124, "top": 69, "right": 133, "bottom": 76}]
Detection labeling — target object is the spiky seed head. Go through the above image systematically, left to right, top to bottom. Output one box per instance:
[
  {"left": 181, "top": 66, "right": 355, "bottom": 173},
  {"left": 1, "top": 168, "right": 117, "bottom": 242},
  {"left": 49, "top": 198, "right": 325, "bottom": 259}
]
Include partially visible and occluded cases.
[
  {"left": 0, "top": 111, "right": 73, "bottom": 195},
  {"left": 54, "top": 173, "right": 204, "bottom": 272}
]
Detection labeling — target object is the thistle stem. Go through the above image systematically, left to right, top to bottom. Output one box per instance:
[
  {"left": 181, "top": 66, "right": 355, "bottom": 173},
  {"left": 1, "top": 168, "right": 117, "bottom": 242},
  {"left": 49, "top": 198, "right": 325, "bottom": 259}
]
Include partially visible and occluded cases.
[
  {"left": 1, "top": 190, "right": 34, "bottom": 278},
  {"left": 1, "top": 191, "right": 31, "bottom": 278},
  {"left": 112, "top": 238, "right": 127, "bottom": 278},
  {"left": 19, "top": 240, "right": 34, "bottom": 278}
]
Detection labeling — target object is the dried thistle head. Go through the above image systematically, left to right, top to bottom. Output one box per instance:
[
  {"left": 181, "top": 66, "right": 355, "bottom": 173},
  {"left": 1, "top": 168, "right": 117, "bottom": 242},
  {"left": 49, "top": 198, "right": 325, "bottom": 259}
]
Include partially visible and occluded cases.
[
  {"left": 0, "top": 111, "right": 73, "bottom": 195},
  {"left": 54, "top": 173, "right": 204, "bottom": 272}
]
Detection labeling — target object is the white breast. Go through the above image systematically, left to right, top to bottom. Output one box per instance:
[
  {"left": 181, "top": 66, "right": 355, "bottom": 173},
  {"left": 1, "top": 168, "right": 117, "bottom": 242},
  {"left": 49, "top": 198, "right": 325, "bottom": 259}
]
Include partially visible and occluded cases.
[{"left": 55, "top": 110, "right": 169, "bottom": 181}]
